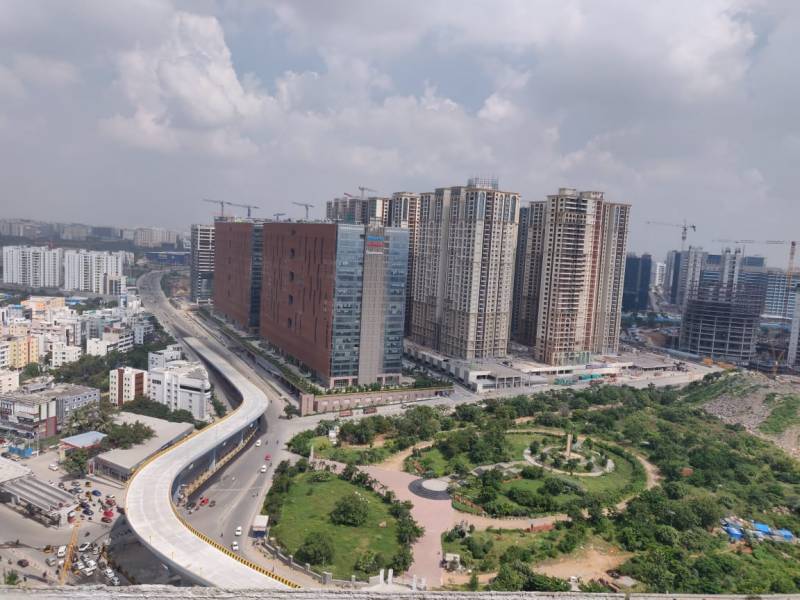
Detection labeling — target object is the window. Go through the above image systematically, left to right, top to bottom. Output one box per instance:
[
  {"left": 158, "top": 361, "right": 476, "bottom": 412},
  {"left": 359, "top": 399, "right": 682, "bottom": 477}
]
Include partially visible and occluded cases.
[
  {"left": 289, "top": 248, "right": 296, "bottom": 258},
  {"left": 289, "top": 271, "right": 295, "bottom": 282},
  {"left": 288, "top": 294, "right": 294, "bottom": 305},
  {"left": 287, "top": 317, "right": 293, "bottom": 328}
]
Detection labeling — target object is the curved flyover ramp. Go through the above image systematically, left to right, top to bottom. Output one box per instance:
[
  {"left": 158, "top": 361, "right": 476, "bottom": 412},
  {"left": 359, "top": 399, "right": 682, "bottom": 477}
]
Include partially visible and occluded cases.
[{"left": 125, "top": 337, "right": 295, "bottom": 588}]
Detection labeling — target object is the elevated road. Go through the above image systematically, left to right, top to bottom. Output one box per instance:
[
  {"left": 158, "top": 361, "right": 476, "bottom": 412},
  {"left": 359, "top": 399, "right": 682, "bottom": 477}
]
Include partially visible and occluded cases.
[{"left": 125, "top": 336, "right": 295, "bottom": 589}]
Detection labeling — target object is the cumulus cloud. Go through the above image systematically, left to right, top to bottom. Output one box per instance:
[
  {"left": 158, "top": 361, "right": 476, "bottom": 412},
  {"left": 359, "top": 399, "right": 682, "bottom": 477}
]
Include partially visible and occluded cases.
[{"left": 0, "top": 0, "right": 798, "bottom": 264}]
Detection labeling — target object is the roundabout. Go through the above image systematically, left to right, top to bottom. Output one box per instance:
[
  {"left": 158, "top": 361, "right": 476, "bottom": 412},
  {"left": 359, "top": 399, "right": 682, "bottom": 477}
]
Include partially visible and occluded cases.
[{"left": 409, "top": 477, "right": 451, "bottom": 501}]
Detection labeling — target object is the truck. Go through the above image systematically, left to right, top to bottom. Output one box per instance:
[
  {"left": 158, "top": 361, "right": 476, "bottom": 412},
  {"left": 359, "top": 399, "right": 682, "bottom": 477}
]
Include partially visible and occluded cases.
[
  {"left": 363, "top": 406, "right": 378, "bottom": 415},
  {"left": 338, "top": 410, "right": 353, "bottom": 418}
]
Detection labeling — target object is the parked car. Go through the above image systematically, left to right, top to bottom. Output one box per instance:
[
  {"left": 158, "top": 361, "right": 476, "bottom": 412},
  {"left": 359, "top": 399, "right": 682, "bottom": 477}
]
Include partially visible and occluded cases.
[
  {"left": 255, "top": 439, "right": 262, "bottom": 447},
  {"left": 48, "top": 463, "right": 59, "bottom": 471},
  {"left": 91, "top": 490, "right": 102, "bottom": 497},
  {"left": 199, "top": 497, "right": 209, "bottom": 506},
  {"left": 83, "top": 508, "right": 94, "bottom": 516},
  {"left": 101, "top": 516, "right": 112, "bottom": 524},
  {"left": 78, "top": 543, "right": 90, "bottom": 552},
  {"left": 56, "top": 546, "right": 66, "bottom": 559},
  {"left": 45, "top": 557, "right": 58, "bottom": 567},
  {"left": 17, "top": 559, "right": 29, "bottom": 568},
  {"left": 110, "top": 577, "right": 121, "bottom": 586}
]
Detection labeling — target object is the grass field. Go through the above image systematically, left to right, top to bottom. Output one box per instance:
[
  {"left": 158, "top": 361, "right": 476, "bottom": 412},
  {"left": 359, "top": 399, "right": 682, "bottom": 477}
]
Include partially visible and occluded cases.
[
  {"left": 759, "top": 394, "right": 800, "bottom": 434},
  {"left": 507, "top": 432, "right": 559, "bottom": 457},
  {"left": 310, "top": 436, "right": 393, "bottom": 464},
  {"left": 269, "top": 472, "right": 401, "bottom": 578}
]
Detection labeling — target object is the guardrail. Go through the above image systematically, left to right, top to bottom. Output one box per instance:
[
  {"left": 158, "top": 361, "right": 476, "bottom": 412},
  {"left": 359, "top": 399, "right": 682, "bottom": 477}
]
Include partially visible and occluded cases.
[
  {"left": 124, "top": 337, "right": 299, "bottom": 589},
  {"left": 170, "top": 502, "right": 299, "bottom": 588}
]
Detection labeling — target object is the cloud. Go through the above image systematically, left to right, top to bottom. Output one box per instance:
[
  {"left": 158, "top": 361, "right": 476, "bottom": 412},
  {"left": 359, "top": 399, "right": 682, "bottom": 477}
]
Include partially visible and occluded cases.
[{"left": 0, "top": 0, "right": 797, "bottom": 267}]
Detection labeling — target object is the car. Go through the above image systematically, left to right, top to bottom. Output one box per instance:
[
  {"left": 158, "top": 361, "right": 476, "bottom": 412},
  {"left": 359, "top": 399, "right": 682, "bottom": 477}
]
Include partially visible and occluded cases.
[
  {"left": 255, "top": 439, "right": 261, "bottom": 447},
  {"left": 264, "top": 453, "right": 271, "bottom": 461},
  {"left": 48, "top": 462, "right": 59, "bottom": 471},
  {"left": 260, "top": 464, "right": 267, "bottom": 473},
  {"left": 85, "top": 481, "right": 92, "bottom": 487},
  {"left": 91, "top": 489, "right": 102, "bottom": 496},
  {"left": 199, "top": 497, "right": 209, "bottom": 506},
  {"left": 186, "top": 502, "right": 196, "bottom": 510},
  {"left": 83, "top": 508, "right": 94, "bottom": 516},
  {"left": 101, "top": 516, "right": 112, "bottom": 524},
  {"left": 234, "top": 526, "right": 242, "bottom": 536},
  {"left": 231, "top": 541, "right": 239, "bottom": 551},
  {"left": 79, "top": 542, "right": 90, "bottom": 552},
  {"left": 43, "top": 544, "right": 53, "bottom": 554},
  {"left": 56, "top": 546, "right": 67, "bottom": 559},
  {"left": 46, "top": 557, "right": 58, "bottom": 567},
  {"left": 16, "top": 559, "right": 29, "bottom": 568},
  {"left": 85, "top": 559, "right": 97, "bottom": 569},
  {"left": 74, "top": 560, "right": 85, "bottom": 571},
  {"left": 82, "top": 567, "right": 96, "bottom": 577},
  {"left": 103, "top": 568, "right": 115, "bottom": 579},
  {"left": 110, "top": 577, "right": 121, "bottom": 586}
]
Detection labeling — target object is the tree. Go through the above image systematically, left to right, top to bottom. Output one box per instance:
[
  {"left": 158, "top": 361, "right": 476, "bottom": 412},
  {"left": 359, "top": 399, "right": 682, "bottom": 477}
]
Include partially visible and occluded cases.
[
  {"left": 20, "top": 362, "right": 41, "bottom": 382},
  {"left": 63, "top": 449, "right": 89, "bottom": 475},
  {"left": 330, "top": 492, "right": 369, "bottom": 526},
  {"left": 295, "top": 532, "right": 334, "bottom": 566},
  {"left": 354, "top": 550, "right": 383, "bottom": 574},
  {"left": 4, "top": 570, "right": 19, "bottom": 585},
  {"left": 468, "top": 571, "right": 479, "bottom": 591}
]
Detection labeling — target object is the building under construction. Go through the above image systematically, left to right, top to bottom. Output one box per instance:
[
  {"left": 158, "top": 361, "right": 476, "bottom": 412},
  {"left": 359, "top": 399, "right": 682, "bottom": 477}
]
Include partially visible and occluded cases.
[{"left": 679, "top": 249, "right": 765, "bottom": 364}]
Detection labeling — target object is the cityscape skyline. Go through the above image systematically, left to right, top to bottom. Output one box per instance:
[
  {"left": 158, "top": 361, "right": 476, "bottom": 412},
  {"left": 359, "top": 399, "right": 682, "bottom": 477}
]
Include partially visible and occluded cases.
[{"left": 2, "top": 2, "right": 799, "bottom": 265}]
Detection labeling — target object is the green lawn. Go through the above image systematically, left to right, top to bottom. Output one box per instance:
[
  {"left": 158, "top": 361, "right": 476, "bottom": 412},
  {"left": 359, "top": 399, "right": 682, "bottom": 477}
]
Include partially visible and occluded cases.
[
  {"left": 759, "top": 394, "right": 800, "bottom": 434},
  {"left": 506, "top": 432, "right": 560, "bottom": 457},
  {"left": 310, "top": 436, "right": 393, "bottom": 464},
  {"left": 269, "top": 472, "right": 401, "bottom": 579}
]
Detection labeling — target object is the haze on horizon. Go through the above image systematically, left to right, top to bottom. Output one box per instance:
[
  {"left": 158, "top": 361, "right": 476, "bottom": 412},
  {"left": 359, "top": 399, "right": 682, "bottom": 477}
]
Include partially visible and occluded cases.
[{"left": 1, "top": 0, "right": 798, "bottom": 265}]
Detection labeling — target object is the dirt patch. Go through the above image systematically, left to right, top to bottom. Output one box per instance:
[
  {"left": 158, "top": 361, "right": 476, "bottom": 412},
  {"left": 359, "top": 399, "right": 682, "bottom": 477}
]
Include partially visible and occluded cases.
[
  {"left": 703, "top": 372, "right": 800, "bottom": 457},
  {"left": 375, "top": 440, "right": 433, "bottom": 472},
  {"left": 534, "top": 543, "right": 632, "bottom": 582}
]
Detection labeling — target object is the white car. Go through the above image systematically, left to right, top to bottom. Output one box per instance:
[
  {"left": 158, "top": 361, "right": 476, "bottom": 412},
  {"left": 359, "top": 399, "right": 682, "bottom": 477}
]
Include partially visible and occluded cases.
[
  {"left": 255, "top": 440, "right": 262, "bottom": 447},
  {"left": 48, "top": 463, "right": 59, "bottom": 471},
  {"left": 260, "top": 464, "right": 267, "bottom": 473},
  {"left": 234, "top": 526, "right": 242, "bottom": 536},
  {"left": 231, "top": 541, "right": 239, "bottom": 551},
  {"left": 78, "top": 542, "right": 91, "bottom": 552},
  {"left": 56, "top": 546, "right": 66, "bottom": 559},
  {"left": 85, "top": 559, "right": 97, "bottom": 569},
  {"left": 82, "top": 567, "right": 96, "bottom": 577}
]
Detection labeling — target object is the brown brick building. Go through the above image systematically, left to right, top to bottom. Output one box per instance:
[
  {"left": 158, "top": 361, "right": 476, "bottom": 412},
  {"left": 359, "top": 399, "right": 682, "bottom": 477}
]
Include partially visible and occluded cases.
[
  {"left": 213, "top": 220, "right": 265, "bottom": 332},
  {"left": 260, "top": 222, "right": 409, "bottom": 389}
]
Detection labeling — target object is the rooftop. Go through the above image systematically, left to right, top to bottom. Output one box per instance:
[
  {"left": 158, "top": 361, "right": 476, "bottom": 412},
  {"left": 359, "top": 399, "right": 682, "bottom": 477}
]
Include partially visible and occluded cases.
[
  {"left": 152, "top": 360, "right": 208, "bottom": 380},
  {"left": 1, "top": 382, "right": 98, "bottom": 405},
  {"left": 94, "top": 412, "right": 194, "bottom": 473},
  {"left": 60, "top": 431, "right": 107, "bottom": 449},
  {"left": 0, "top": 456, "right": 31, "bottom": 485}
]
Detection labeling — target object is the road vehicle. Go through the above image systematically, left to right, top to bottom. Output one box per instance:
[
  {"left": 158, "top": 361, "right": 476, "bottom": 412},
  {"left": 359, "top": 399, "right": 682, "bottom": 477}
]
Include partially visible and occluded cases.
[{"left": 234, "top": 526, "right": 242, "bottom": 536}]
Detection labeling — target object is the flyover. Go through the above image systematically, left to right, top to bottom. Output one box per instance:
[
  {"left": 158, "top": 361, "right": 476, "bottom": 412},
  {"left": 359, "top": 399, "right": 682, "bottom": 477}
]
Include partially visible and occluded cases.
[{"left": 124, "top": 336, "right": 297, "bottom": 589}]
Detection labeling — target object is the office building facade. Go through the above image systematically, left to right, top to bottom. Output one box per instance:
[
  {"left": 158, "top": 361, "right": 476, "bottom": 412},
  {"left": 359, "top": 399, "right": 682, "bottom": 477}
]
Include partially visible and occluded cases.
[
  {"left": 410, "top": 182, "right": 520, "bottom": 359},
  {"left": 515, "top": 189, "right": 630, "bottom": 365},
  {"left": 213, "top": 220, "right": 265, "bottom": 331},
  {"left": 260, "top": 222, "right": 409, "bottom": 388},
  {"left": 190, "top": 224, "right": 215, "bottom": 304},
  {"left": 622, "top": 253, "right": 652, "bottom": 312},
  {"left": 148, "top": 360, "right": 210, "bottom": 421}
]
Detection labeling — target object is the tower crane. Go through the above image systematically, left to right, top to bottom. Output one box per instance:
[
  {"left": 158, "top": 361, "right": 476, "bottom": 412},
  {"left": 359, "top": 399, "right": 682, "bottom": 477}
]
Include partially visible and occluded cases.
[
  {"left": 358, "top": 186, "right": 377, "bottom": 199},
  {"left": 202, "top": 198, "right": 226, "bottom": 217},
  {"left": 226, "top": 201, "right": 260, "bottom": 218},
  {"left": 293, "top": 202, "right": 314, "bottom": 220},
  {"left": 273, "top": 212, "right": 286, "bottom": 221},
  {"left": 646, "top": 219, "right": 697, "bottom": 251}
]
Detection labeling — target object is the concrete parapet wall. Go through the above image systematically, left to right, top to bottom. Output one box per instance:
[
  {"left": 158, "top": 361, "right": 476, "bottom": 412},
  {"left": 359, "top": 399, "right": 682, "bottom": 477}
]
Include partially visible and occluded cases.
[{"left": 4, "top": 586, "right": 800, "bottom": 599}]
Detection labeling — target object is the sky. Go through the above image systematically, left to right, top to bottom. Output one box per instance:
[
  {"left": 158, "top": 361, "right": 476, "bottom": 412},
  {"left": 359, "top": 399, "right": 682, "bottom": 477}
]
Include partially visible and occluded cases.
[{"left": 0, "top": 0, "right": 798, "bottom": 265}]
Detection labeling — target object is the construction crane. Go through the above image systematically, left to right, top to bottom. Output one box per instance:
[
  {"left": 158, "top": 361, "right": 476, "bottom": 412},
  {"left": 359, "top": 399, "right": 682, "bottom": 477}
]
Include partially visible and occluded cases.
[
  {"left": 358, "top": 186, "right": 377, "bottom": 199},
  {"left": 202, "top": 198, "right": 226, "bottom": 217},
  {"left": 227, "top": 201, "right": 259, "bottom": 218},
  {"left": 293, "top": 202, "right": 314, "bottom": 220},
  {"left": 273, "top": 212, "right": 286, "bottom": 221},
  {"left": 646, "top": 220, "right": 697, "bottom": 251},
  {"left": 60, "top": 520, "right": 81, "bottom": 584}
]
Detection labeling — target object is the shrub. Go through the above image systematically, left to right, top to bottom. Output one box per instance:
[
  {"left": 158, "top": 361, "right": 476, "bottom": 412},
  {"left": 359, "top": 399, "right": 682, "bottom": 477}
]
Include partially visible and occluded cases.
[{"left": 330, "top": 492, "right": 369, "bottom": 526}]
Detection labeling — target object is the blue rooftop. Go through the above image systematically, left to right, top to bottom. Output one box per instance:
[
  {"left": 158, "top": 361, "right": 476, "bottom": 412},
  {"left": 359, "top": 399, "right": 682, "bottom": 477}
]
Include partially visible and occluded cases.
[{"left": 60, "top": 431, "right": 107, "bottom": 448}]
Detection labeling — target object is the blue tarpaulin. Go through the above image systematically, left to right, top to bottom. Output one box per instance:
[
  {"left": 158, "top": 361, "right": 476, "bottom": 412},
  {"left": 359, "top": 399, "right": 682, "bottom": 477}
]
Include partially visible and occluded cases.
[
  {"left": 753, "top": 521, "right": 772, "bottom": 534},
  {"left": 724, "top": 525, "right": 744, "bottom": 540},
  {"left": 777, "top": 528, "right": 794, "bottom": 541}
]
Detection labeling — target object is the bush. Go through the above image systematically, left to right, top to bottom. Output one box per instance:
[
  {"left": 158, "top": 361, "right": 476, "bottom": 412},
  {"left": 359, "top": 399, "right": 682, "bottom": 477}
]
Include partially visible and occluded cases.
[
  {"left": 329, "top": 492, "right": 369, "bottom": 526},
  {"left": 295, "top": 532, "right": 334, "bottom": 566},
  {"left": 354, "top": 550, "right": 384, "bottom": 574}
]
